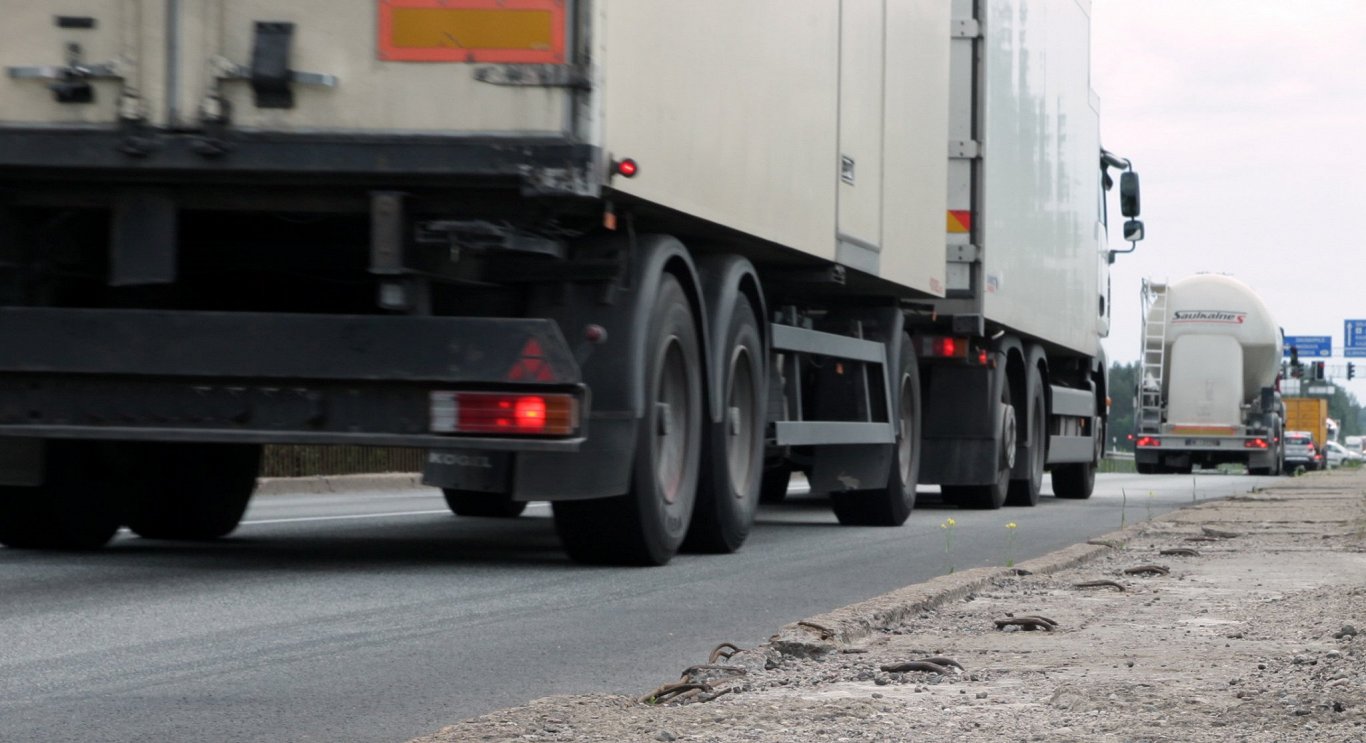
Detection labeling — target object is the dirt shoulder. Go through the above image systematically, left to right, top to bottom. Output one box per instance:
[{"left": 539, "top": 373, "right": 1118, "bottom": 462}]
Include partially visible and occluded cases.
[{"left": 412, "top": 472, "right": 1366, "bottom": 743}]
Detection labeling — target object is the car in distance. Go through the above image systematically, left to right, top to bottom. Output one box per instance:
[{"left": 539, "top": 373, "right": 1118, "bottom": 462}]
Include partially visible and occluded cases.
[{"left": 1282, "top": 431, "right": 1321, "bottom": 472}]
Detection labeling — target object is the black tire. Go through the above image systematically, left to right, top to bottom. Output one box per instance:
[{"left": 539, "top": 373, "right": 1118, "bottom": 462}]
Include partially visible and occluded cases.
[
  {"left": 554, "top": 274, "right": 702, "bottom": 565},
  {"left": 685, "top": 298, "right": 765, "bottom": 553},
  {"left": 830, "top": 336, "right": 921, "bottom": 526},
  {"left": 1006, "top": 372, "right": 1046, "bottom": 507},
  {"left": 943, "top": 377, "right": 1013, "bottom": 510},
  {"left": 1052, "top": 416, "right": 1100, "bottom": 499},
  {"left": 0, "top": 441, "right": 124, "bottom": 550},
  {"left": 124, "top": 443, "right": 261, "bottom": 540},
  {"left": 1135, "top": 461, "right": 1158, "bottom": 475},
  {"left": 758, "top": 463, "right": 792, "bottom": 503},
  {"left": 1248, "top": 466, "right": 1271, "bottom": 476},
  {"left": 442, "top": 489, "right": 528, "bottom": 518}
]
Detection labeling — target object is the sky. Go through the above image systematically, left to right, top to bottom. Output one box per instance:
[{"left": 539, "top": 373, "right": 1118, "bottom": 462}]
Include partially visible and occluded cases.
[{"left": 1090, "top": 0, "right": 1366, "bottom": 403}]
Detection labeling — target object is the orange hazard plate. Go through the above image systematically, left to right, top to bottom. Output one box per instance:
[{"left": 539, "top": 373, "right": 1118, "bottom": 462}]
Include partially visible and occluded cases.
[{"left": 378, "top": 0, "right": 566, "bottom": 64}]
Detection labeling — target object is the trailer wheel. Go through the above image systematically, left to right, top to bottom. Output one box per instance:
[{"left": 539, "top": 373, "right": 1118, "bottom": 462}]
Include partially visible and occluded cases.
[
  {"left": 554, "top": 274, "right": 702, "bottom": 565},
  {"left": 685, "top": 297, "right": 764, "bottom": 553},
  {"left": 831, "top": 336, "right": 921, "bottom": 525},
  {"left": 1006, "top": 373, "right": 1046, "bottom": 506},
  {"left": 943, "top": 382, "right": 1013, "bottom": 510},
  {"left": 1052, "top": 419, "right": 1099, "bottom": 499},
  {"left": 0, "top": 441, "right": 123, "bottom": 550},
  {"left": 124, "top": 443, "right": 261, "bottom": 540},
  {"left": 758, "top": 463, "right": 792, "bottom": 503},
  {"left": 442, "top": 490, "right": 527, "bottom": 518}
]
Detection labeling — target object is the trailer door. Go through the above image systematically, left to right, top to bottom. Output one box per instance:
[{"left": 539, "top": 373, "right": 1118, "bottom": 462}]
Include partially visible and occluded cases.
[
  {"left": 177, "top": 0, "right": 576, "bottom": 134},
  {"left": 835, "top": 0, "right": 886, "bottom": 275},
  {"left": 1, "top": 1, "right": 162, "bottom": 127}
]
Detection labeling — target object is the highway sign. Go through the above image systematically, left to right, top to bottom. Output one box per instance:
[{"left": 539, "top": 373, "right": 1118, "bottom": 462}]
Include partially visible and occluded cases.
[
  {"left": 1346, "top": 320, "right": 1366, "bottom": 357},
  {"left": 1283, "top": 335, "right": 1332, "bottom": 358}
]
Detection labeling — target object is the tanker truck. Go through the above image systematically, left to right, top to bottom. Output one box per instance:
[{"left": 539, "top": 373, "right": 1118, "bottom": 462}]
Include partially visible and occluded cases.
[
  {"left": 0, "top": 0, "right": 1142, "bottom": 563},
  {"left": 1134, "top": 275, "right": 1283, "bottom": 475}
]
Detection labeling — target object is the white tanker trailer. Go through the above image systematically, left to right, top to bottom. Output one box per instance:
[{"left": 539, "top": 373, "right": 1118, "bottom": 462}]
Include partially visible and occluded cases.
[{"left": 1134, "top": 275, "right": 1284, "bottom": 475}]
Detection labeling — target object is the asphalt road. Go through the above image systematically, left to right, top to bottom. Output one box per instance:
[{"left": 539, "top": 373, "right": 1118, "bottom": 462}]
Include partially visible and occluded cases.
[{"left": 0, "top": 471, "right": 1278, "bottom": 742}]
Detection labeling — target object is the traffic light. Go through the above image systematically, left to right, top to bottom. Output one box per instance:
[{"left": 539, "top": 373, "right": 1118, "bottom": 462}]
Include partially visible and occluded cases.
[
  {"left": 1290, "top": 345, "right": 1300, "bottom": 366},
  {"left": 1314, "top": 361, "right": 1326, "bottom": 380},
  {"left": 1350, "top": 362, "right": 1357, "bottom": 381}
]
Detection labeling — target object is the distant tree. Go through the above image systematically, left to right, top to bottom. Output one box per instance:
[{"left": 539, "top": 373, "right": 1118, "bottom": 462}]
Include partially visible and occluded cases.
[
  {"left": 1108, "top": 362, "right": 1138, "bottom": 452},
  {"left": 1328, "top": 385, "right": 1362, "bottom": 439}
]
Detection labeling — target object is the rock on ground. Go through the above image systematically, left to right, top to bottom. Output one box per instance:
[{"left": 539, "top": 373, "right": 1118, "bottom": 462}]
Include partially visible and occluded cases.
[{"left": 410, "top": 473, "right": 1366, "bottom": 743}]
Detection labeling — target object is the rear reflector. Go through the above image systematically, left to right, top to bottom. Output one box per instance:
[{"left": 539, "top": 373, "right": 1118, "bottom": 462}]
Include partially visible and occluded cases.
[{"left": 429, "top": 391, "right": 578, "bottom": 436}]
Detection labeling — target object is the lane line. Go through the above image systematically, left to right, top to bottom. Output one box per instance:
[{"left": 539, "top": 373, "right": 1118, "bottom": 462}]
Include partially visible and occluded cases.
[{"left": 241, "top": 510, "right": 452, "bottom": 526}]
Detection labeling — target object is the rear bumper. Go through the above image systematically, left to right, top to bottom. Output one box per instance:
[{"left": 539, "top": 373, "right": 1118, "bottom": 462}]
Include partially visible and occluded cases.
[
  {"left": 0, "top": 126, "right": 601, "bottom": 196},
  {"left": 0, "top": 307, "right": 587, "bottom": 450}
]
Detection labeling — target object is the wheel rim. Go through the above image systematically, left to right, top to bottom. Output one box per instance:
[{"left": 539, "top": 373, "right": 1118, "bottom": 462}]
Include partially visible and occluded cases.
[
  {"left": 657, "top": 336, "right": 693, "bottom": 505},
  {"left": 725, "top": 346, "right": 759, "bottom": 498},
  {"left": 897, "top": 373, "right": 915, "bottom": 484},
  {"left": 1030, "top": 400, "right": 1045, "bottom": 480},
  {"left": 1001, "top": 404, "right": 1017, "bottom": 471}
]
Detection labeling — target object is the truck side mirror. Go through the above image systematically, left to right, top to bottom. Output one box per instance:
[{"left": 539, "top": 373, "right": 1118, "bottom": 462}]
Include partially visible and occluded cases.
[
  {"left": 1120, "top": 171, "right": 1141, "bottom": 217},
  {"left": 1123, "top": 219, "right": 1144, "bottom": 243}
]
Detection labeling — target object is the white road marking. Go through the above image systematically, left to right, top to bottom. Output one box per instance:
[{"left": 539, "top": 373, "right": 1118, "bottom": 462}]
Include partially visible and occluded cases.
[{"left": 240, "top": 510, "right": 452, "bottom": 526}]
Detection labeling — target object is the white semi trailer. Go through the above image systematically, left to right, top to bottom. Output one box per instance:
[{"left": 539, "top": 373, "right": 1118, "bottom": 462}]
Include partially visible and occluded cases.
[
  {"left": 0, "top": 0, "right": 1142, "bottom": 563},
  {"left": 1134, "top": 275, "right": 1284, "bottom": 475}
]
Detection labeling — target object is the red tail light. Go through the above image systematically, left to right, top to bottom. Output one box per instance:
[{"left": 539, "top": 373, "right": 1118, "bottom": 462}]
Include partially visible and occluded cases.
[
  {"left": 920, "top": 336, "right": 972, "bottom": 360},
  {"left": 430, "top": 392, "right": 578, "bottom": 436},
  {"left": 1136, "top": 436, "right": 1160, "bottom": 448},
  {"left": 1244, "top": 438, "right": 1269, "bottom": 449}
]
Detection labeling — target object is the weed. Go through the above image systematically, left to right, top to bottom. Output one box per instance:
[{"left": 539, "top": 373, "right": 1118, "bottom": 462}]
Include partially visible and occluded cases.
[{"left": 941, "top": 517, "right": 957, "bottom": 574}]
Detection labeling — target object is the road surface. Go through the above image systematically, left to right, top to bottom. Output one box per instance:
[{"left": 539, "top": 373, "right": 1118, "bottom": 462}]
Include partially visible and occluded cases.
[{"left": 0, "top": 472, "right": 1276, "bottom": 742}]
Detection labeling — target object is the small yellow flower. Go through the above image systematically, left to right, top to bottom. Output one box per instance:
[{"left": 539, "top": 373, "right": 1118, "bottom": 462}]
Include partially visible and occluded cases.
[
  {"left": 946, "top": 518, "right": 956, "bottom": 527},
  {"left": 1006, "top": 522, "right": 1017, "bottom": 529}
]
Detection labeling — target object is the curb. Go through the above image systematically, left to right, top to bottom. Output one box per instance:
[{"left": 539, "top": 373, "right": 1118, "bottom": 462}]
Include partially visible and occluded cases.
[
  {"left": 253, "top": 472, "right": 429, "bottom": 496},
  {"left": 770, "top": 520, "right": 1150, "bottom": 657}
]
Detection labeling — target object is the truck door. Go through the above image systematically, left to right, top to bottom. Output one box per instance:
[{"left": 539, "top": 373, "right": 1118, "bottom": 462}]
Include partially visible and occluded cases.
[
  {"left": 175, "top": 0, "right": 576, "bottom": 135},
  {"left": 835, "top": 0, "right": 885, "bottom": 274},
  {"left": 1, "top": 1, "right": 161, "bottom": 127}
]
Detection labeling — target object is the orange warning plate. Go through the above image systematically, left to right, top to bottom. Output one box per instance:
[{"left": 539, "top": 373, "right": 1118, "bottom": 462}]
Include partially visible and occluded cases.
[
  {"left": 378, "top": 0, "right": 566, "bottom": 64},
  {"left": 947, "top": 210, "right": 972, "bottom": 233}
]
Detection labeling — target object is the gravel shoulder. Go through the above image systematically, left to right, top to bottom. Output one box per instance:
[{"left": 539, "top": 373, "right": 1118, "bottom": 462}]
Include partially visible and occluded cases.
[{"left": 412, "top": 472, "right": 1366, "bottom": 743}]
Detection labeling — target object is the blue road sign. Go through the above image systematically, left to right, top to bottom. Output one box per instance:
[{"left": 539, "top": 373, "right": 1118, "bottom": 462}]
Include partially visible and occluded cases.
[
  {"left": 1346, "top": 320, "right": 1366, "bottom": 357},
  {"left": 1283, "top": 335, "right": 1332, "bottom": 358}
]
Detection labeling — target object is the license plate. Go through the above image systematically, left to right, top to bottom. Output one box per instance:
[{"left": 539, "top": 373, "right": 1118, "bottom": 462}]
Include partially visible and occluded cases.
[{"left": 1185, "top": 438, "right": 1220, "bottom": 447}]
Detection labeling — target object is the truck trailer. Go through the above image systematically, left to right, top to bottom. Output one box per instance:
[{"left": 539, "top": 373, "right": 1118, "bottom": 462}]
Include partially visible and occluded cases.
[
  {"left": 0, "top": 0, "right": 1143, "bottom": 564},
  {"left": 1134, "top": 275, "right": 1283, "bottom": 475}
]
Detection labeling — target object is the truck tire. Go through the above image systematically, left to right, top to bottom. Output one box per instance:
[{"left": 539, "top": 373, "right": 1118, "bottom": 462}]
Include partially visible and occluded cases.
[
  {"left": 554, "top": 274, "right": 702, "bottom": 565},
  {"left": 685, "top": 297, "right": 765, "bottom": 553},
  {"left": 830, "top": 336, "right": 921, "bottom": 526},
  {"left": 1006, "top": 373, "right": 1046, "bottom": 506},
  {"left": 943, "top": 382, "right": 1013, "bottom": 510},
  {"left": 1051, "top": 420, "right": 1099, "bottom": 499},
  {"left": 0, "top": 441, "right": 123, "bottom": 550},
  {"left": 124, "top": 443, "right": 261, "bottom": 540},
  {"left": 758, "top": 463, "right": 792, "bottom": 503},
  {"left": 442, "top": 490, "right": 527, "bottom": 518}
]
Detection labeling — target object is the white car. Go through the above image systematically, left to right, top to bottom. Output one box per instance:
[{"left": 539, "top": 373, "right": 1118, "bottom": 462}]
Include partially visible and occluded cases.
[{"left": 1322, "top": 441, "right": 1363, "bottom": 469}]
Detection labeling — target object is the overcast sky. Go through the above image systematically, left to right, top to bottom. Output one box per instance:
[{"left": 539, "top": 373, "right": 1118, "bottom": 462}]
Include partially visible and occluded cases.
[{"left": 1091, "top": 0, "right": 1366, "bottom": 403}]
